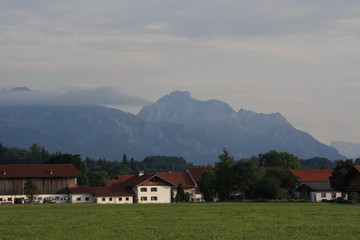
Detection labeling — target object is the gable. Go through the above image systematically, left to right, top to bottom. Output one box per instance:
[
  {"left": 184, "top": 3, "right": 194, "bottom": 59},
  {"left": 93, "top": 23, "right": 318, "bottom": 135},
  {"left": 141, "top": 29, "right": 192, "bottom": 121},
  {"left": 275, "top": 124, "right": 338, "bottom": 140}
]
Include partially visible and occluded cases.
[{"left": 137, "top": 176, "right": 173, "bottom": 187}]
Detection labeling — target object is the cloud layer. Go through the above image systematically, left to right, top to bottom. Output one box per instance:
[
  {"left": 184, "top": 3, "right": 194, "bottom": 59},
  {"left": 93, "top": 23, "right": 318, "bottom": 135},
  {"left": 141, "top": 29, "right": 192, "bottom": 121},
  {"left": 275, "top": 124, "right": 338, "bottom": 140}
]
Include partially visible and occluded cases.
[
  {"left": 1, "top": 0, "right": 360, "bottom": 144},
  {"left": 0, "top": 87, "right": 149, "bottom": 106}
]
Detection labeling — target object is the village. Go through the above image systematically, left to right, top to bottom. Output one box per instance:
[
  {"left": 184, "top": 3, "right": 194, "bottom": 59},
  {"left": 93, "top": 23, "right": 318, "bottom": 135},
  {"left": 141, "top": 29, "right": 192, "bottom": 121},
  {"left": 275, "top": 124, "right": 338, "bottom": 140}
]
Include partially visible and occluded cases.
[{"left": 1, "top": 163, "right": 360, "bottom": 205}]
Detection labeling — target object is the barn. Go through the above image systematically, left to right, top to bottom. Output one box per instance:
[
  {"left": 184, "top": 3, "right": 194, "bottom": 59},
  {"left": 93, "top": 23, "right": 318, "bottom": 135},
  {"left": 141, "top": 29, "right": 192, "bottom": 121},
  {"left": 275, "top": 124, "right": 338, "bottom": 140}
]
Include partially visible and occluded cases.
[{"left": 0, "top": 164, "right": 81, "bottom": 204}]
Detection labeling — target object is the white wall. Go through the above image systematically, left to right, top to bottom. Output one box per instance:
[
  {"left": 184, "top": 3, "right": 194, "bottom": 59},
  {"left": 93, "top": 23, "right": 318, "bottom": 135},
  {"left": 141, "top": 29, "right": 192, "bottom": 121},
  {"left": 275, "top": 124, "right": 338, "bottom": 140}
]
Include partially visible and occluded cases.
[
  {"left": 136, "top": 185, "right": 171, "bottom": 203},
  {"left": 310, "top": 191, "right": 344, "bottom": 202},
  {"left": 0, "top": 194, "right": 69, "bottom": 204},
  {"left": 69, "top": 194, "right": 94, "bottom": 203},
  {"left": 95, "top": 196, "right": 133, "bottom": 204}
]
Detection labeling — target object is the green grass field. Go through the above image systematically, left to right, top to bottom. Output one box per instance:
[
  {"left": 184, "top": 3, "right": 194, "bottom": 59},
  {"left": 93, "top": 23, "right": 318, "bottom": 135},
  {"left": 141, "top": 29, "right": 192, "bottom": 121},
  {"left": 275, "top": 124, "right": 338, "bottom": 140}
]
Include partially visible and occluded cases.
[{"left": 0, "top": 202, "right": 359, "bottom": 240}]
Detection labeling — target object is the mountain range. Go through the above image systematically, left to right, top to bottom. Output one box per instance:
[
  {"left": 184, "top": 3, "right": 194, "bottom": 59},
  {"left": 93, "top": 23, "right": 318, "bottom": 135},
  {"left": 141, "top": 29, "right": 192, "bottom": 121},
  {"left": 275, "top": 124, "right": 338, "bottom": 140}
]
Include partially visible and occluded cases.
[{"left": 0, "top": 90, "right": 345, "bottom": 163}]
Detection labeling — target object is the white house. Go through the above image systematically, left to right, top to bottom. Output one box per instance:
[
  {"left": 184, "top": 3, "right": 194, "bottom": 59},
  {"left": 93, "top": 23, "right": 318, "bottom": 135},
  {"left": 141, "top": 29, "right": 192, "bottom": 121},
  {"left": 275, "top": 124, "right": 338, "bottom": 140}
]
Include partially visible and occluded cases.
[{"left": 290, "top": 169, "right": 344, "bottom": 202}]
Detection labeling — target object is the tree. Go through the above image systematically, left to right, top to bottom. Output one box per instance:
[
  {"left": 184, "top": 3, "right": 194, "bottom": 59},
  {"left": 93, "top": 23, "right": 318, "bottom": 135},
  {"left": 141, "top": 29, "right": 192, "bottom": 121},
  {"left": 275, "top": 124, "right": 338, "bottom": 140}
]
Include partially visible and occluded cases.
[
  {"left": 215, "top": 148, "right": 234, "bottom": 201},
  {"left": 258, "top": 150, "right": 300, "bottom": 169},
  {"left": 48, "top": 153, "right": 88, "bottom": 185},
  {"left": 122, "top": 154, "right": 128, "bottom": 165},
  {"left": 301, "top": 157, "right": 335, "bottom": 169},
  {"left": 231, "top": 158, "right": 261, "bottom": 199},
  {"left": 329, "top": 159, "right": 354, "bottom": 195},
  {"left": 262, "top": 168, "right": 299, "bottom": 197},
  {"left": 199, "top": 169, "right": 216, "bottom": 202},
  {"left": 90, "top": 171, "right": 110, "bottom": 187},
  {"left": 253, "top": 176, "right": 285, "bottom": 199},
  {"left": 24, "top": 180, "right": 38, "bottom": 204},
  {"left": 175, "top": 183, "right": 185, "bottom": 202}
]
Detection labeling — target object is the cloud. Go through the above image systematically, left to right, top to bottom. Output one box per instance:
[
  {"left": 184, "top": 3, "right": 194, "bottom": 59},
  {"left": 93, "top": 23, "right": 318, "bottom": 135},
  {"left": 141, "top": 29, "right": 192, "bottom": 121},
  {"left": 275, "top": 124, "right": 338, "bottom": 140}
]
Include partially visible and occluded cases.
[{"left": 0, "top": 87, "right": 149, "bottom": 107}]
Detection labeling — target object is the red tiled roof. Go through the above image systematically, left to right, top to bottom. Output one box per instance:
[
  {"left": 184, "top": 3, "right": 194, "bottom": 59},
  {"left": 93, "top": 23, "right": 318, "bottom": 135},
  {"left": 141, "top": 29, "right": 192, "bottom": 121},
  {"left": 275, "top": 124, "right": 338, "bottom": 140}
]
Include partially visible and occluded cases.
[
  {"left": 0, "top": 164, "right": 82, "bottom": 178},
  {"left": 353, "top": 165, "right": 360, "bottom": 172},
  {"left": 187, "top": 167, "right": 216, "bottom": 183},
  {"left": 290, "top": 169, "right": 333, "bottom": 182},
  {"left": 156, "top": 172, "right": 195, "bottom": 188},
  {"left": 119, "top": 174, "right": 175, "bottom": 187},
  {"left": 109, "top": 175, "right": 134, "bottom": 186},
  {"left": 68, "top": 185, "right": 134, "bottom": 197}
]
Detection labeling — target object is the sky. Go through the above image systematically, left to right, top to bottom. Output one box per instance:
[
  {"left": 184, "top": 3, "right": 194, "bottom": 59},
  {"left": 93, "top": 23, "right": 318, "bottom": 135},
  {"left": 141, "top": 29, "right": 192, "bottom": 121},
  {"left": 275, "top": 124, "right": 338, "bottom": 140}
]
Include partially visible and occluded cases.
[{"left": 1, "top": 0, "right": 360, "bottom": 145}]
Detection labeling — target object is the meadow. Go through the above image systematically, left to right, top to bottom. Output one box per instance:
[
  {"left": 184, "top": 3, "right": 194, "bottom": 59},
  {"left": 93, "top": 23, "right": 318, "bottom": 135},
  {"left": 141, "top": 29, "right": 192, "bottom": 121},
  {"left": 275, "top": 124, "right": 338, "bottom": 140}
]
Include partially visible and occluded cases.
[{"left": 0, "top": 202, "right": 359, "bottom": 240}]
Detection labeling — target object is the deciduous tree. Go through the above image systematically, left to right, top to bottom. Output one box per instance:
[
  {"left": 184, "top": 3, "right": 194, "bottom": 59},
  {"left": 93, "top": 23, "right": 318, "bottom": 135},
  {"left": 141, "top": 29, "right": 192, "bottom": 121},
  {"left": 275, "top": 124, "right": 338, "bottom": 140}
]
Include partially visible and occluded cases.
[{"left": 24, "top": 180, "right": 38, "bottom": 204}]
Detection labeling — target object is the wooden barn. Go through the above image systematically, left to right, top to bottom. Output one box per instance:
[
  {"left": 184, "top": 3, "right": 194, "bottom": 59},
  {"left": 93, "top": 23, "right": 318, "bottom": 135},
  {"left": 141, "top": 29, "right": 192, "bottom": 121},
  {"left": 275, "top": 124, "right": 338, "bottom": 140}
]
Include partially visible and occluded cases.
[{"left": 0, "top": 164, "right": 81, "bottom": 204}]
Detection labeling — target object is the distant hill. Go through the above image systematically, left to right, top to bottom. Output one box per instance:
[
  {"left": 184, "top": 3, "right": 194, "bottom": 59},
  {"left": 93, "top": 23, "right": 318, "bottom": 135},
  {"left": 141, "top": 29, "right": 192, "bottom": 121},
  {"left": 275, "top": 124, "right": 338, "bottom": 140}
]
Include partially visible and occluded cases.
[
  {"left": 0, "top": 91, "right": 345, "bottom": 163},
  {"left": 330, "top": 141, "right": 360, "bottom": 159}
]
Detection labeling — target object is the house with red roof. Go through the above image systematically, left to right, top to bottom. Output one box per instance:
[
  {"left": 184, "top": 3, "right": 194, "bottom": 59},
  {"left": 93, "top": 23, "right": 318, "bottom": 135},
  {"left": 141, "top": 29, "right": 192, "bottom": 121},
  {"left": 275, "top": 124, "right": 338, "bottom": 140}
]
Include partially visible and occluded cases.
[
  {"left": 0, "top": 164, "right": 81, "bottom": 204},
  {"left": 186, "top": 167, "right": 216, "bottom": 202},
  {"left": 290, "top": 169, "right": 343, "bottom": 202},
  {"left": 69, "top": 171, "right": 176, "bottom": 204},
  {"left": 155, "top": 171, "right": 196, "bottom": 200},
  {"left": 68, "top": 185, "right": 135, "bottom": 204}
]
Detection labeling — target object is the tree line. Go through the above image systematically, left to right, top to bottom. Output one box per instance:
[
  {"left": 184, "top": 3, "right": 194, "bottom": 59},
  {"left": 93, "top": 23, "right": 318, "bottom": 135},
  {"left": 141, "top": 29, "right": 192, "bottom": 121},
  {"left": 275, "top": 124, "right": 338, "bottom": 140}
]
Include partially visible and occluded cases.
[
  {"left": 0, "top": 143, "right": 192, "bottom": 186},
  {"left": 199, "top": 149, "right": 300, "bottom": 201}
]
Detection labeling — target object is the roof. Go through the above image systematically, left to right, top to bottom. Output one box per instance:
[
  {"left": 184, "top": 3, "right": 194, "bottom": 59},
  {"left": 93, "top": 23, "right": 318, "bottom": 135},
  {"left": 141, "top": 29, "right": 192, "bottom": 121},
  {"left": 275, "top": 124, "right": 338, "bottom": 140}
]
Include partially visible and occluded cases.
[
  {"left": 0, "top": 164, "right": 82, "bottom": 178},
  {"left": 353, "top": 165, "right": 360, "bottom": 172},
  {"left": 186, "top": 167, "right": 216, "bottom": 183},
  {"left": 290, "top": 169, "right": 333, "bottom": 182},
  {"left": 155, "top": 172, "right": 195, "bottom": 188},
  {"left": 119, "top": 174, "right": 175, "bottom": 187},
  {"left": 108, "top": 175, "right": 134, "bottom": 186},
  {"left": 299, "top": 182, "right": 336, "bottom": 191},
  {"left": 68, "top": 185, "right": 134, "bottom": 197}
]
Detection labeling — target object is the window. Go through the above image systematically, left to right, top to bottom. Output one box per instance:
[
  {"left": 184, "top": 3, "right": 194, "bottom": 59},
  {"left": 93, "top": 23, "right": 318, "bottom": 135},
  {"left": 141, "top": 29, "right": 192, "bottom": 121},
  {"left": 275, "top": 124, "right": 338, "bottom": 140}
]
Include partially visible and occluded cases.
[
  {"left": 151, "top": 187, "right": 157, "bottom": 192},
  {"left": 140, "top": 188, "right": 147, "bottom": 192},
  {"left": 321, "top": 193, "right": 326, "bottom": 198},
  {"left": 332, "top": 193, "right": 336, "bottom": 199},
  {"left": 55, "top": 196, "right": 60, "bottom": 201},
  {"left": 151, "top": 196, "right": 158, "bottom": 201},
  {"left": 38, "top": 197, "right": 42, "bottom": 201},
  {"left": 77, "top": 197, "right": 81, "bottom": 201},
  {"left": 85, "top": 197, "right": 90, "bottom": 201},
  {"left": 102, "top": 197, "right": 106, "bottom": 202},
  {"left": 109, "top": 197, "right": 113, "bottom": 201},
  {"left": 119, "top": 197, "right": 122, "bottom": 201},
  {"left": 126, "top": 197, "right": 129, "bottom": 201},
  {"left": 140, "top": 197, "right": 147, "bottom": 201},
  {"left": 0, "top": 198, "right": 3, "bottom": 201},
  {"left": 8, "top": 198, "right": 12, "bottom": 201}
]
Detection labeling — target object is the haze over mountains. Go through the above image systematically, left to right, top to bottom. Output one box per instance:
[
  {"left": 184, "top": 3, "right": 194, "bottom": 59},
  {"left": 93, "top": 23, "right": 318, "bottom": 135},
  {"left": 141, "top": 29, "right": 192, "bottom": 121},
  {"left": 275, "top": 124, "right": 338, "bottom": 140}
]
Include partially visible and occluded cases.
[
  {"left": 0, "top": 89, "right": 345, "bottom": 163},
  {"left": 330, "top": 141, "right": 360, "bottom": 159}
]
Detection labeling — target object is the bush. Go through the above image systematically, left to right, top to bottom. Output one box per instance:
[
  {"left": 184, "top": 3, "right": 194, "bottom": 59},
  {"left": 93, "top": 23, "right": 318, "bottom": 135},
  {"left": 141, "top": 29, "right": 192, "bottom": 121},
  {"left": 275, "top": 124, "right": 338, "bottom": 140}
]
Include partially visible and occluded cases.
[{"left": 348, "top": 192, "right": 359, "bottom": 204}]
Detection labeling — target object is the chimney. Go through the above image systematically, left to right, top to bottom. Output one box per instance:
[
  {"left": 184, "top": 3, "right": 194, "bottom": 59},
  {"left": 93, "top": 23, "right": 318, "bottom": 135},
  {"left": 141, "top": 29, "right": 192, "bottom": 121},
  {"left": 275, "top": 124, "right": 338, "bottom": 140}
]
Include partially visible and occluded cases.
[{"left": 138, "top": 171, "right": 144, "bottom": 176}]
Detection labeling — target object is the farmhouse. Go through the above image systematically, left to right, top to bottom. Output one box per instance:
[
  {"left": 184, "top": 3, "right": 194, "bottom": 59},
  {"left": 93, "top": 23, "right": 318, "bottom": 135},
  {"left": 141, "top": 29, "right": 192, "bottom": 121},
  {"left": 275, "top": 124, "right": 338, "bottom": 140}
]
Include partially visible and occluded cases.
[
  {"left": 0, "top": 164, "right": 81, "bottom": 204},
  {"left": 290, "top": 169, "right": 343, "bottom": 202},
  {"left": 69, "top": 171, "right": 176, "bottom": 204}
]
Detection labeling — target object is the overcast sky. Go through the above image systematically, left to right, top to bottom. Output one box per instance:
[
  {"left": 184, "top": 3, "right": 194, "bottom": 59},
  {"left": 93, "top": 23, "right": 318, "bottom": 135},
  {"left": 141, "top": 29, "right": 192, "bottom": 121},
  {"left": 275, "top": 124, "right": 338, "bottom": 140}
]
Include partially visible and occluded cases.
[{"left": 1, "top": 0, "right": 360, "bottom": 144}]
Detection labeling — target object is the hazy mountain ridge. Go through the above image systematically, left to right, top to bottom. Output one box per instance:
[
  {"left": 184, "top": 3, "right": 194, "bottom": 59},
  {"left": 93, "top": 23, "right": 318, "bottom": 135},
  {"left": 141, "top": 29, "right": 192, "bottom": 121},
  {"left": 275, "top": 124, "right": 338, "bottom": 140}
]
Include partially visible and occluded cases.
[
  {"left": 0, "top": 91, "right": 345, "bottom": 163},
  {"left": 138, "top": 91, "right": 344, "bottom": 160},
  {"left": 330, "top": 141, "right": 360, "bottom": 159}
]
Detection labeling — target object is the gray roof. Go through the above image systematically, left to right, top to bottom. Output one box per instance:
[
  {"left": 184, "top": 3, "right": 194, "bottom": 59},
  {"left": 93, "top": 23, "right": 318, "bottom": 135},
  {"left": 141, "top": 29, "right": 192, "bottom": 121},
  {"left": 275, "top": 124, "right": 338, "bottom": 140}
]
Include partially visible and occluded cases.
[{"left": 300, "top": 181, "right": 335, "bottom": 191}]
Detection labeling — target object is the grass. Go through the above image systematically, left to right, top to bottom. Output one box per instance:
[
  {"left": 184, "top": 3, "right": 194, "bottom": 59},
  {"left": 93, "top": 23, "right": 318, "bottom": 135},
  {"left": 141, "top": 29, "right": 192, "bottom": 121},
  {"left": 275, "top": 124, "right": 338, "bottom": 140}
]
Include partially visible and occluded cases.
[{"left": 0, "top": 202, "right": 359, "bottom": 240}]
